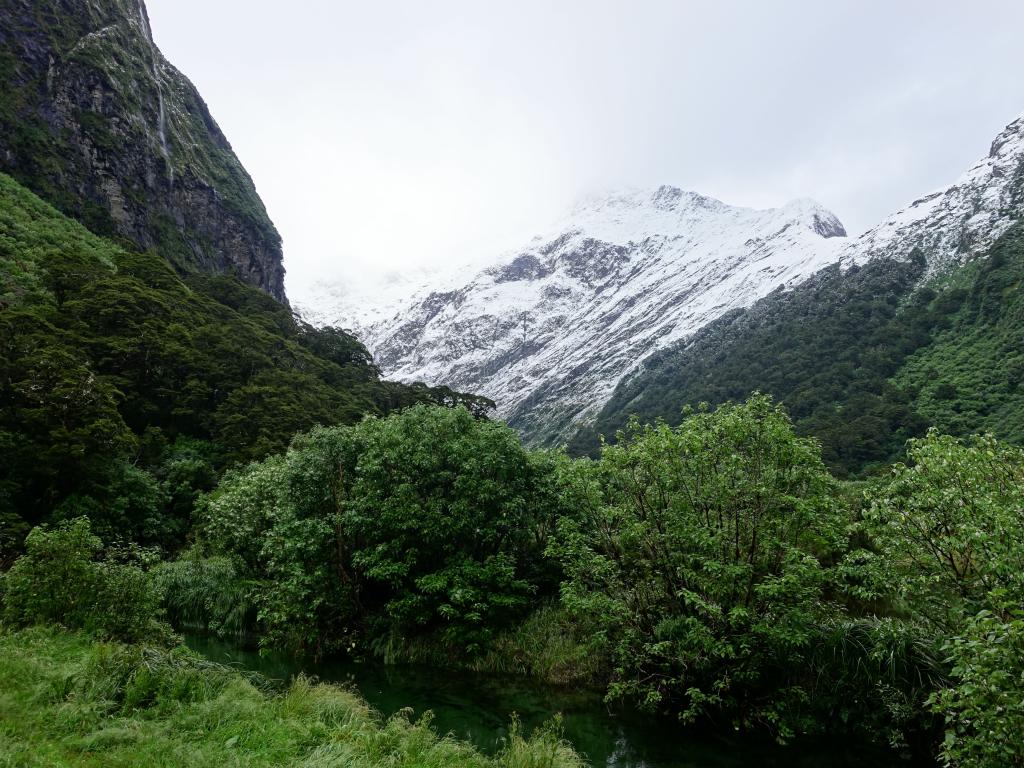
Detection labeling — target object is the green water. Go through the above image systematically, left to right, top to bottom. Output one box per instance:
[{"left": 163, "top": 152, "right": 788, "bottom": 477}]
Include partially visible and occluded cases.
[{"left": 186, "top": 635, "right": 908, "bottom": 768}]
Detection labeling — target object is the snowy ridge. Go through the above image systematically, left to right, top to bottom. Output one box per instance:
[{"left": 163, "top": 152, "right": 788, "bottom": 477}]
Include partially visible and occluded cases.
[
  {"left": 840, "top": 113, "right": 1024, "bottom": 271},
  {"left": 346, "top": 186, "right": 848, "bottom": 444},
  {"left": 293, "top": 267, "right": 454, "bottom": 338}
]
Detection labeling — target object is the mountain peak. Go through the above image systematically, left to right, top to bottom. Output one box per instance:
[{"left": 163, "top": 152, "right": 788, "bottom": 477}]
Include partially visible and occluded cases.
[
  {"left": 988, "top": 113, "right": 1024, "bottom": 159},
  {"left": 325, "top": 186, "right": 848, "bottom": 446},
  {"left": 571, "top": 186, "right": 726, "bottom": 217},
  {"left": 779, "top": 198, "right": 848, "bottom": 239}
]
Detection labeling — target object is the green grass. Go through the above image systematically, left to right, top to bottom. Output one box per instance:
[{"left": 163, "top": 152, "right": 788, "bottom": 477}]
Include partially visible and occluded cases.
[{"left": 0, "top": 627, "right": 585, "bottom": 768}]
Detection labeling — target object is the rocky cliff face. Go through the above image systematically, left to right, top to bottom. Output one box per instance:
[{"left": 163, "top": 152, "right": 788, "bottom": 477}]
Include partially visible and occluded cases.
[
  {"left": 0, "top": 0, "right": 286, "bottom": 300},
  {"left": 309, "top": 187, "right": 848, "bottom": 445}
]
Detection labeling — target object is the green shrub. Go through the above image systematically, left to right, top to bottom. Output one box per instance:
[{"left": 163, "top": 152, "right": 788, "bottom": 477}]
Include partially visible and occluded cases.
[
  {"left": 200, "top": 405, "right": 567, "bottom": 656},
  {"left": 864, "top": 431, "right": 1024, "bottom": 631},
  {"left": 2, "top": 517, "right": 101, "bottom": 629},
  {"left": 2, "top": 518, "right": 168, "bottom": 642},
  {"left": 931, "top": 600, "right": 1024, "bottom": 768}
]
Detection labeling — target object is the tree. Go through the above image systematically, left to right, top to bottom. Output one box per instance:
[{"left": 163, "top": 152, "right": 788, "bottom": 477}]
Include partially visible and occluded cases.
[
  {"left": 552, "top": 395, "right": 843, "bottom": 737},
  {"left": 200, "top": 405, "right": 563, "bottom": 656},
  {"left": 864, "top": 431, "right": 1024, "bottom": 631}
]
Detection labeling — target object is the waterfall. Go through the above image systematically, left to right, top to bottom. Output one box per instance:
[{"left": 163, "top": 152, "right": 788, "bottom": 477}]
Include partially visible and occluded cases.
[{"left": 136, "top": 0, "right": 173, "bottom": 185}]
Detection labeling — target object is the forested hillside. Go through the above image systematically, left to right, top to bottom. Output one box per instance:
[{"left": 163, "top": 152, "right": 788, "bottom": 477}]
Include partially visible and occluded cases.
[
  {"left": 0, "top": 172, "right": 489, "bottom": 561},
  {"left": 576, "top": 223, "right": 1024, "bottom": 477},
  {"left": 895, "top": 227, "right": 1024, "bottom": 441}
]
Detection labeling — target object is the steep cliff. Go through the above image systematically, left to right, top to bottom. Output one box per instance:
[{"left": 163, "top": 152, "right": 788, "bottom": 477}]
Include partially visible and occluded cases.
[{"left": 0, "top": 0, "right": 286, "bottom": 300}]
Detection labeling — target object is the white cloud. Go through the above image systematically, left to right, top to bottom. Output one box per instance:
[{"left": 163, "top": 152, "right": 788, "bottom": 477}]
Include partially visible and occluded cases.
[{"left": 146, "top": 0, "right": 1024, "bottom": 298}]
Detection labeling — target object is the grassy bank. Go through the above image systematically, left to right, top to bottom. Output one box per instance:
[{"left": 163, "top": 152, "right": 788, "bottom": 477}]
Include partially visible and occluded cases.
[{"left": 0, "top": 627, "right": 584, "bottom": 768}]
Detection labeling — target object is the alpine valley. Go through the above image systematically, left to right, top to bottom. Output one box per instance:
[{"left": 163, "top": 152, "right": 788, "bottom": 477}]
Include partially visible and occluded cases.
[{"left": 5, "top": 2, "right": 1024, "bottom": 767}]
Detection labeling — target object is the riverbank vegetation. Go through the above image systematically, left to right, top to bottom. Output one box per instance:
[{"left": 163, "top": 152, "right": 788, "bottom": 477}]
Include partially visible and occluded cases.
[
  {"left": 4, "top": 396, "right": 1023, "bottom": 766},
  {"left": 0, "top": 627, "right": 583, "bottom": 768}
]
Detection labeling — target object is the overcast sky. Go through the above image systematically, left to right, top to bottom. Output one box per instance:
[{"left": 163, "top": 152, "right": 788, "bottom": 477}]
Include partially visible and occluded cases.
[{"left": 146, "top": 1, "right": 1024, "bottom": 298}]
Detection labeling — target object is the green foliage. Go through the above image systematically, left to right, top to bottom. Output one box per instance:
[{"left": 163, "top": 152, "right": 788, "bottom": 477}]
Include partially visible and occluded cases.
[
  {"left": 0, "top": 172, "right": 483, "bottom": 551},
  {"left": 553, "top": 396, "right": 843, "bottom": 737},
  {"left": 200, "top": 405, "right": 564, "bottom": 657},
  {"left": 860, "top": 430, "right": 1024, "bottom": 760},
  {"left": 864, "top": 431, "right": 1024, "bottom": 631},
  {"left": 2, "top": 518, "right": 166, "bottom": 643},
  {"left": 2, "top": 518, "right": 100, "bottom": 630},
  {"left": 150, "top": 552, "right": 254, "bottom": 638},
  {"left": 931, "top": 601, "right": 1024, "bottom": 768},
  {"left": 0, "top": 627, "right": 584, "bottom": 768}
]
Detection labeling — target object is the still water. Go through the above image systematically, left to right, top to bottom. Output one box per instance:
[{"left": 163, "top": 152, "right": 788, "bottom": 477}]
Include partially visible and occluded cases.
[{"left": 186, "top": 635, "right": 907, "bottom": 768}]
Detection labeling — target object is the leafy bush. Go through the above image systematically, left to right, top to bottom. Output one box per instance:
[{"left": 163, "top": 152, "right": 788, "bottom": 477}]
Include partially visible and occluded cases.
[
  {"left": 553, "top": 396, "right": 843, "bottom": 738},
  {"left": 200, "top": 405, "right": 566, "bottom": 656},
  {"left": 861, "top": 431, "right": 1024, "bottom": 762},
  {"left": 864, "top": 431, "right": 1024, "bottom": 631},
  {"left": 2, "top": 518, "right": 167, "bottom": 643},
  {"left": 931, "top": 600, "right": 1024, "bottom": 768}
]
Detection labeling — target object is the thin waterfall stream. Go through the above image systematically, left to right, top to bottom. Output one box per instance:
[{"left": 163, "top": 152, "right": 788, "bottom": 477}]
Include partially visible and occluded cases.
[{"left": 136, "top": 0, "right": 173, "bottom": 185}]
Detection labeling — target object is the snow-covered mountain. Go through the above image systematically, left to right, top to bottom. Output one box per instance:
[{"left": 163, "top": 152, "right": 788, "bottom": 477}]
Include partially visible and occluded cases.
[
  {"left": 300, "top": 114, "right": 1024, "bottom": 447},
  {"left": 840, "top": 114, "right": 1024, "bottom": 273},
  {"left": 308, "top": 187, "right": 848, "bottom": 444}
]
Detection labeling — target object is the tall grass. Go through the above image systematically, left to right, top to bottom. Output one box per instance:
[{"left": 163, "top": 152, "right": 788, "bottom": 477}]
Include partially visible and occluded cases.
[
  {"left": 150, "top": 552, "right": 254, "bottom": 638},
  {"left": 374, "top": 604, "right": 608, "bottom": 687},
  {"left": 0, "top": 627, "right": 585, "bottom": 768}
]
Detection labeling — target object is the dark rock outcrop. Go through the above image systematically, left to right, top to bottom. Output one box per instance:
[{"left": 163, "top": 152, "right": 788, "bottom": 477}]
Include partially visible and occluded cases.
[{"left": 0, "top": 0, "right": 287, "bottom": 301}]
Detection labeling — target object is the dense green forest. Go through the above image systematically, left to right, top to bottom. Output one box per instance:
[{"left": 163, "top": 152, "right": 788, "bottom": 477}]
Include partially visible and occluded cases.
[
  {"left": 0, "top": 172, "right": 490, "bottom": 563},
  {"left": 575, "top": 224, "right": 1024, "bottom": 478},
  {"left": 4, "top": 397, "right": 1023, "bottom": 766}
]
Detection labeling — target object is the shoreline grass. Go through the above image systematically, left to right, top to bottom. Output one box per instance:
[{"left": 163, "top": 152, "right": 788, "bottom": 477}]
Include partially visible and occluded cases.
[{"left": 0, "top": 627, "right": 585, "bottom": 768}]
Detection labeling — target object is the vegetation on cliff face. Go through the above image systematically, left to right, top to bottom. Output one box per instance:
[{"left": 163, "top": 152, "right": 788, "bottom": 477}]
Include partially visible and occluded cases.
[
  {"left": 0, "top": 0, "right": 288, "bottom": 298},
  {"left": 0, "top": 172, "right": 490, "bottom": 562},
  {"left": 894, "top": 227, "right": 1024, "bottom": 443}
]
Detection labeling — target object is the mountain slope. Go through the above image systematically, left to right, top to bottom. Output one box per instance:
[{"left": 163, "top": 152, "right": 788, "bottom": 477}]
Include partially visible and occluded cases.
[
  {"left": 0, "top": 0, "right": 286, "bottom": 300},
  {"left": 580, "top": 114, "right": 1024, "bottom": 474},
  {"left": 839, "top": 114, "right": 1024, "bottom": 271},
  {"left": 0, "top": 171, "right": 484, "bottom": 557},
  {"left": 340, "top": 187, "right": 847, "bottom": 445},
  {"left": 894, "top": 225, "right": 1024, "bottom": 442}
]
